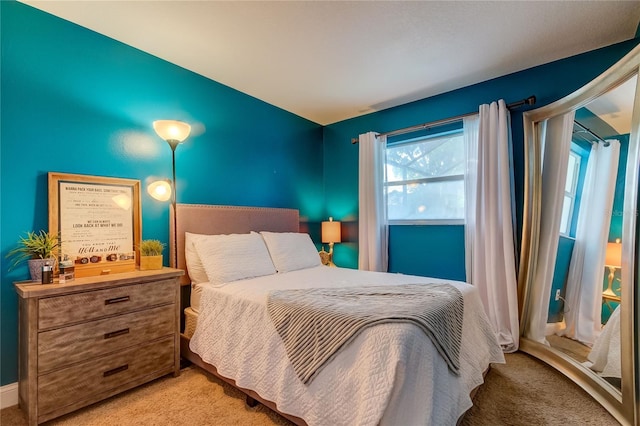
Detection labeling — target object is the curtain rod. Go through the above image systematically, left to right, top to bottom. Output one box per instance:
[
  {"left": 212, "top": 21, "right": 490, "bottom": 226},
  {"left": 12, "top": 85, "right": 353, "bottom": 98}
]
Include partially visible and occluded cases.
[
  {"left": 350, "top": 95, "right": 536, "bottom": 144},
  {"left": 573, "top": 120, "right": 608, "bottom": 145}
]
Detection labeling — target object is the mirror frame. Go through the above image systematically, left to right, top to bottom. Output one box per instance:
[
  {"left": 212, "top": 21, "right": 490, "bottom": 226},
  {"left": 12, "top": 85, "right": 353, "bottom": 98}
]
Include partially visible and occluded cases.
[{"left": 518, "top": 43, "right": 640, "bottom": 425}]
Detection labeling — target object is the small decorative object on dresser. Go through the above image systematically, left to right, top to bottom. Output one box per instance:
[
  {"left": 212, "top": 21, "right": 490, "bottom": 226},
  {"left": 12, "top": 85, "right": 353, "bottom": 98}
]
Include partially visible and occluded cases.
[
  {"left": 5, "top": 230, "right": 60, "bottom": 282},
  {"left": 139, "top": 240, "right": 165, "bottom": 270},
  {"left": 58, "top": 257, "right": 75, "bottom": 283},
  {"left": 15, "top": 267, "right": 184, "bottom": 425}
]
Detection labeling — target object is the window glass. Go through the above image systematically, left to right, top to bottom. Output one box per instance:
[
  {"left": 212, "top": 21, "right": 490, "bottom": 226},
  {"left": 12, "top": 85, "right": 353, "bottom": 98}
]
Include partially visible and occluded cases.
[
  {"left": 385, "top": 131, "right": 464, "bottom": 222},
  {"left": 566, "top": 154, "right": 577, "bottom": 193},
  {"left": 559, "top": 195, "right": 572, "bottom": 235}
]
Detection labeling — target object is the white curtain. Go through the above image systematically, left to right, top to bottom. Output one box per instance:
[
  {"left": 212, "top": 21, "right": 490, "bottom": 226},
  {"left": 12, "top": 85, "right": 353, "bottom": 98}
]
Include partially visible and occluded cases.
[
  {"left": 463, "top": 100, "right": 519, "bottom": 352},
  {"left": 524, "top": 111, "right": 575, "bottom": 343},
  {"left": 463, "top": 117, "right": 478, "bottom": 278},
  {"left": 358, "top": 132, "right": 388, "bottom": 272},
  {"left": 561, "top": 140, "right": 620, "bottom": 345}
]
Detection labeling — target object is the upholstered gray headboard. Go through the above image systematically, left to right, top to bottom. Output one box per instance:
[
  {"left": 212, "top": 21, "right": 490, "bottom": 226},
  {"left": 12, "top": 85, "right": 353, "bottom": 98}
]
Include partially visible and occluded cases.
[{"left": 170, "top": 204, "right": 300, "bottom": 285}]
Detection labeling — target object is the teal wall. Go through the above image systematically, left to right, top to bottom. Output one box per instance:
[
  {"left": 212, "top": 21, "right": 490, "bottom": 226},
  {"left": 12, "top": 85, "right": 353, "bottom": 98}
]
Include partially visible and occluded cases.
[
  {"left": 0, "top": 2, "right": 323, "bottom": 386},
  {"left": 323, "top": 38, "right": 639, "bottom": 274},
  {"left": 388, "top": 225, "right": 466, "bottom": 281}
]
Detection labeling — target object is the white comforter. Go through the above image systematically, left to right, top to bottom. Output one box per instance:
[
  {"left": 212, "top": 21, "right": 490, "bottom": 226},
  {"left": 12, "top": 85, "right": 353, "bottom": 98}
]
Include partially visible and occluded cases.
[
  {"left": 190, "top": 266, "right": 504, "bottom": 426},
  {"left": 587, "top": 305, "right": 621, "bottom": 379}
]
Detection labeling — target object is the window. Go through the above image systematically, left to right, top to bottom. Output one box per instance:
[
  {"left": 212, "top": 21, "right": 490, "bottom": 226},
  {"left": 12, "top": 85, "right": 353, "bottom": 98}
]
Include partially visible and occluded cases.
[
  {"left": 385, "top": 130, "right": 465, "bottom": 223},
  {"left": 559, "top": 150, "right": 582, "bottom": 236}
]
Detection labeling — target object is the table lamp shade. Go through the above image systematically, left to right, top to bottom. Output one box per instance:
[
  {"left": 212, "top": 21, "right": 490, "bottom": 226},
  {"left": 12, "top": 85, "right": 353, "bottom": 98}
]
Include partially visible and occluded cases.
[
  {"left": 322, "top": 218, "right": 341, "bottom": 244},
  {"left": 605, "top": 242, "right": 622, "bottom": 268}
]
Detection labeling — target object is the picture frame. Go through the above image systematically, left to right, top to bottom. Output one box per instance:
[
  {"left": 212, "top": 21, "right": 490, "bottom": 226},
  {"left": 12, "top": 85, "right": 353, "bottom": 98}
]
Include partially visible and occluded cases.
[{"left": 48, "top": 172, "right": 142, "bottom": 278}]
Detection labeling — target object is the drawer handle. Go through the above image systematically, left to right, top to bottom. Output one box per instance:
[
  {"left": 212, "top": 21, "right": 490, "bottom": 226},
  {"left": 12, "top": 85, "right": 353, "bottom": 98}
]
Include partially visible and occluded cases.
[
  {"left": 105, "top": 296, "right": 130, "bottom": 305},
  {"left": 104, "top": 328, "right": 130, "bottom": 339},
  {"left": 103, "top": 364, "right": 128, "bottom": 377}
]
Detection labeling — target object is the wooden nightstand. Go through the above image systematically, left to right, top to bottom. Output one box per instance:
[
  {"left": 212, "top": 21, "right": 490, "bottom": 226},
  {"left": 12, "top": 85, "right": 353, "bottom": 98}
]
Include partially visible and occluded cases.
[{"left": 15, "top": 267, "right": 184, "bottom": 425}]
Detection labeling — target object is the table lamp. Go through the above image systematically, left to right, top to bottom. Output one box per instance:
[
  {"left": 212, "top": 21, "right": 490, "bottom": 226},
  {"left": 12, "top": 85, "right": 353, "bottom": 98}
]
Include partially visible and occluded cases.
[
  {"left": 320, "top": 217, "right": 341, "bottom": 267},
  {"left": 603, "top": 240, "right": 622, "bottom": 297}
]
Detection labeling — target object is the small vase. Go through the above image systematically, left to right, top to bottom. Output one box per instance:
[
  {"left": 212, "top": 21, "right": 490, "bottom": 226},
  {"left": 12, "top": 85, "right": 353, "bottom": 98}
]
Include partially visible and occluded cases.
[
  {"left": 140, "top": 255, "right": 163, "bottom": 271},
  {"left": 27, "top": 258, "right": 56, "bottom": 282}
]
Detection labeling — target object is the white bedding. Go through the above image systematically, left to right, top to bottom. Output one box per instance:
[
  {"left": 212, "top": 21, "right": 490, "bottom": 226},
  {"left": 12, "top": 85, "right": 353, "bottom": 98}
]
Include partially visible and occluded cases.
[
  {"left": 189, "top": 266, "right": 504, "bottom": 426},
  {"left": 190, "top": 282, "right": 203, "bottom": 313},
  {"left": 587, "top": 305, "right": 621, "bottom": 379}
]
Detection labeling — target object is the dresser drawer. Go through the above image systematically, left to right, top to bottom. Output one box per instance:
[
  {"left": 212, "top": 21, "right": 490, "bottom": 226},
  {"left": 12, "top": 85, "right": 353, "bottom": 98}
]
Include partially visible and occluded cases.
[
  {"left": 38, "top": 279, "right": 176, "bottom": 329},
  {"left": 38, "top": 304, "right": 175, "bottom": 374},
  {"left": 37, "top": 336, "right": 174, "bottom": 415}
]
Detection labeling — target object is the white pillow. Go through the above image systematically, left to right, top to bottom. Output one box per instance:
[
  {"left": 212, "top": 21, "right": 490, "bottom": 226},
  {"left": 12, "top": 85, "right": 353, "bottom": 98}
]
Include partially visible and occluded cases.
[
  {"left": 184, "top": 232, "right": 210, "bottom": 285},
  {"left": 193, "top": 232, "right": 276, "bottom": 287},
  {"left": 260, "top": 232, "right": 321, "bottom": 273}
]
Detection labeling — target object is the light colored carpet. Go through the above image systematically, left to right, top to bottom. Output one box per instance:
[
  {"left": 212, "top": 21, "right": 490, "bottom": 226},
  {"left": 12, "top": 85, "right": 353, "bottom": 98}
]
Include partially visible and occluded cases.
[
  {"left": 546, "top": 334, "right": 591, "bottom": 363},
  {"left": 2, "top": 353, "right": 618, "bottom": 426},
  {"left": 461, "top": 353, "right": 617, "bottom": 426}
]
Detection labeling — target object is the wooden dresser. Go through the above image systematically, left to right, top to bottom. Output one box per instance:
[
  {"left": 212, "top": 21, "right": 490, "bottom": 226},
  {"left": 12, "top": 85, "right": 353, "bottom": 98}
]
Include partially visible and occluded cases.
[{"left": 15, "top": 268, "right": 184, "bottom": 425}]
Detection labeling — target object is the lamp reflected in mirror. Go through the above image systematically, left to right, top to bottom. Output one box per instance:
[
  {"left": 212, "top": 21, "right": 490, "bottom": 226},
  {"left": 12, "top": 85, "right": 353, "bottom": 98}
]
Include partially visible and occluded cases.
[
  {"left": 111, "top": 193, "right": 132, "bottom": 210},
  {"left": 603, "top": 240, "right": 622, "bottom": 299}
]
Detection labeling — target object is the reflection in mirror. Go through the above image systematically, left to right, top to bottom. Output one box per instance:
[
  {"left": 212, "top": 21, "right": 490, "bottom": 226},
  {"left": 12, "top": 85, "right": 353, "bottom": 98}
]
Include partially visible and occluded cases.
[
  {"left": 519, "top": 44, "right": 640, "bottom": 426},
  {"left": 543, "top": 75, "right": 637, "bottom": 393}
]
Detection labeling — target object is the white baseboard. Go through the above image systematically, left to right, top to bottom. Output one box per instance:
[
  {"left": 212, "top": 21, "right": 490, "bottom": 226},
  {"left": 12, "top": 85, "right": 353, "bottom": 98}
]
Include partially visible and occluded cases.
[{"left": 1, "top": 382, "right": 18, "bottom": 409}]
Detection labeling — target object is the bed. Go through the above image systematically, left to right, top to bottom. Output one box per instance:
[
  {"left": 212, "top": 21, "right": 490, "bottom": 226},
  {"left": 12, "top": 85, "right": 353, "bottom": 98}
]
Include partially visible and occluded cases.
[
  {"left": 173, "top": 204, "right": 504, "bottom": 426},
  {"left": 586, "top": 304, "right": 621, "bottom": 383}
]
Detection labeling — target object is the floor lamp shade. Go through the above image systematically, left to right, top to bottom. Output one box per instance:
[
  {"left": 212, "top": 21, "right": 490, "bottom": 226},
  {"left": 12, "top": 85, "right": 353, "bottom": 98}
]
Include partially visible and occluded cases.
[
  {"left": 153, "top": 120, "right": 191, "bottom": 145},
  {"left": 148, "top": 180, "right": 172, "bottom": 202}
]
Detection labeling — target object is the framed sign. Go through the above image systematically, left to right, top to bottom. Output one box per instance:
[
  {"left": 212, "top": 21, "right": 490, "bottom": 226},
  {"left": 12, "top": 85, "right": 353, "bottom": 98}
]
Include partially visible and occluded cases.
[{"left": 48, "top": 172, "right": 142, "bottom": 278}]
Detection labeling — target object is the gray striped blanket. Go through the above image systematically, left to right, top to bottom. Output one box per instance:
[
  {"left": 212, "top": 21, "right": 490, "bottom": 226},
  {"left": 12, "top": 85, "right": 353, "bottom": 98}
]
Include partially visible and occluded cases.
[{"left": 267, "top": 283, "right": 464, "bottom": 384}]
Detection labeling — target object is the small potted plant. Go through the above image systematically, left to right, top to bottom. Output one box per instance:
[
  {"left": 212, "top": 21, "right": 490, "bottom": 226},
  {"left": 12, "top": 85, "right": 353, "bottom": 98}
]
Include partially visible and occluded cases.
[
  {"left": 6, "top": 230, "right": 60, "bottom": 282},
  {"left": 139, "top": 239, "right": 165, "bottom": 270}
]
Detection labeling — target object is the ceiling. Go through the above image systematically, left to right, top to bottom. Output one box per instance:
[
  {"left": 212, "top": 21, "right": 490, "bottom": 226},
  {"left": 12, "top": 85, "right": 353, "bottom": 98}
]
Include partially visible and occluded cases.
[
  {"left": 20, "top": 1, "right": 640, "bottom": 125},
  {"left": 585, "top": 75, "right": 637, "bottom": 137}
]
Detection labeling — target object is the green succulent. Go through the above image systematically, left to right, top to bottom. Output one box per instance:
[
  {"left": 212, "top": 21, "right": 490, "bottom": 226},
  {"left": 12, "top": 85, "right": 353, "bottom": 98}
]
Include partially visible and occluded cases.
[
  {"left": 6, "top": 231, "right": 60, "bottom": 270},
  {"left": 139, "top": 239, "right": 165, "bottom": 256}
]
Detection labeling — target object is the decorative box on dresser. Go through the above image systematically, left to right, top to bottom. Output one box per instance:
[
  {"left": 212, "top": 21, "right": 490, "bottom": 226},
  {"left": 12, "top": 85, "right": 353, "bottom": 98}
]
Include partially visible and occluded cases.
[{"left": 15, "top": 267, "right": 184, "bottom": 425}]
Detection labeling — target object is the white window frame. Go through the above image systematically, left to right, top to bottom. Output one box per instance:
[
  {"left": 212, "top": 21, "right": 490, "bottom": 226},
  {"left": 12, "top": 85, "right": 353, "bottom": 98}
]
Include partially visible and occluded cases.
[
  {"left": 385, "top": 130, "right": 465, "bottom": 225},
  {"left": 559, "top": 150, "right": 581, "bottom": 237}
]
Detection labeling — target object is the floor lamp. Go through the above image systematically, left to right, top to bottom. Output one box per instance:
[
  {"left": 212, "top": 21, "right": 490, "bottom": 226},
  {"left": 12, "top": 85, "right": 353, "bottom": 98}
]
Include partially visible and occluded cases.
[{"left": 150, "top": 120, "right": 191, "bottom": 268}]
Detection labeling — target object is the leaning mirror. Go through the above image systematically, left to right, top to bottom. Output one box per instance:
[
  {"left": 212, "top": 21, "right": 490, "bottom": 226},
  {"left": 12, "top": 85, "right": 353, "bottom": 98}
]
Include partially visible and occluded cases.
[{"left": 519, "top": 44, "right": 640, "bottom": 425}]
